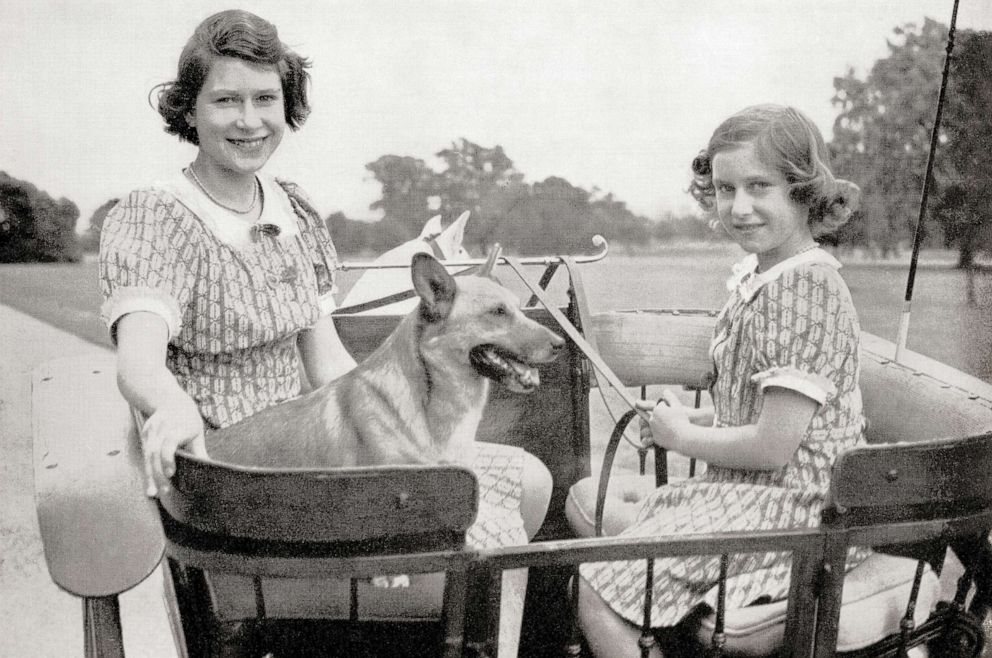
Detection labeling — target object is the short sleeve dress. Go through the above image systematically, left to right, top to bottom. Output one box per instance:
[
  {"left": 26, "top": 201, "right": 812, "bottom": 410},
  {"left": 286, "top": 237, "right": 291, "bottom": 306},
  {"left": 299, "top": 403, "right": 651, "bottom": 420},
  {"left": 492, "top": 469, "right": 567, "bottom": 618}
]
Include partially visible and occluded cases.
[
  {"left": 99, "top": 171, "right": 528, "bottom": 550},
  {"left": 579, "top": 248, "right": 870, "bottom": 628}
]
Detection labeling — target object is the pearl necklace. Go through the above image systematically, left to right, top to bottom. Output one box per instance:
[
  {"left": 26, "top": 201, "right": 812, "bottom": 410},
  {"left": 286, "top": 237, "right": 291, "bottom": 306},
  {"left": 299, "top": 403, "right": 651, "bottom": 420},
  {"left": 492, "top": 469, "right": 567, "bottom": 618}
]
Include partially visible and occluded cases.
[
  {"left": 187, "top": 164, "right": 259, "bottom": 215},
  {"left": 793, "top": 242, "right": 820, "bottom": 257}
]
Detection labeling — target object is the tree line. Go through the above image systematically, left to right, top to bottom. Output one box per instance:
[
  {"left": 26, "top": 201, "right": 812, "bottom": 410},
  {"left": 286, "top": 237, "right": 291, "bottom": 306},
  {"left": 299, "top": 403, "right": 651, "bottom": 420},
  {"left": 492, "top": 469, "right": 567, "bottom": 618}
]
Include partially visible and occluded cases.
[
  {"left": 2, "top": 21, "right": 989, "bottom": 264},
  {"left": 329, "top": 140, "right": 711, "bottom": 256}
]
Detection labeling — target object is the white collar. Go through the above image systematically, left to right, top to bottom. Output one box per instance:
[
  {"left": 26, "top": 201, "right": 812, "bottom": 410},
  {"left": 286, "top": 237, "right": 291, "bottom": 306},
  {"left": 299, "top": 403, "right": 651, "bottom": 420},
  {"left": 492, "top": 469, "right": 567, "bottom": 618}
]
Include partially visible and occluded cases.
[
  {"left": 157, "top": 171, "right": 300, "bottom": 249},
  {"left": 726, "top": 248, "right": 842, "bottom": 302}
]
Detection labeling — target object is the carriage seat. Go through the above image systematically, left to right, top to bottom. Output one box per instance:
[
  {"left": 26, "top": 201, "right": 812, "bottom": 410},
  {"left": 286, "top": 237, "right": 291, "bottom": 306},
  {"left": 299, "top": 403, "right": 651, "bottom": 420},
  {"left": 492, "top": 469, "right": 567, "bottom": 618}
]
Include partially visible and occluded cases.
[
  {"left": 564, "top": 335, "right": 992, "bottom": 656},
  {"left": 565, "top": 474, "right": 939, "bottom": 655}
]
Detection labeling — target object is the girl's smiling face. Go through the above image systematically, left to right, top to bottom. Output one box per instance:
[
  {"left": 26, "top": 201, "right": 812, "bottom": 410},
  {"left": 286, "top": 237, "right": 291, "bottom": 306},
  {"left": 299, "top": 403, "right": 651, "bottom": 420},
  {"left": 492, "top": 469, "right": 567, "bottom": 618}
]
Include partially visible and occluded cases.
[
  {"left": 187, "top": 56, "right": 286, "bottom": 178},
  {"left": 712, "top": 142, "right": 814, "bottom": 271}
]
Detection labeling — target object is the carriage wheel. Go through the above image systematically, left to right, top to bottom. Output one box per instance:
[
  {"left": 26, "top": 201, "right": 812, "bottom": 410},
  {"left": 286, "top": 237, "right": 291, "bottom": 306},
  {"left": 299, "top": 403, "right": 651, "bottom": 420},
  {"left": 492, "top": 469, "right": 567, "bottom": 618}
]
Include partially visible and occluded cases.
[{"left": 929, "top": 603, "right": 985, "bottom": 658}]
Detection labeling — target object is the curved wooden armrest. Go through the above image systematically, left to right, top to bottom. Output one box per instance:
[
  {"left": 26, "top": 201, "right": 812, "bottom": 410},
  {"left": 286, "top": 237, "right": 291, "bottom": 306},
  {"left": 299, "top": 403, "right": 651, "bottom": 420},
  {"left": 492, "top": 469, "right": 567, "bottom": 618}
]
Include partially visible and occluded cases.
[{"left": 32, "top": 355, "right": 164, "bottom": 598}]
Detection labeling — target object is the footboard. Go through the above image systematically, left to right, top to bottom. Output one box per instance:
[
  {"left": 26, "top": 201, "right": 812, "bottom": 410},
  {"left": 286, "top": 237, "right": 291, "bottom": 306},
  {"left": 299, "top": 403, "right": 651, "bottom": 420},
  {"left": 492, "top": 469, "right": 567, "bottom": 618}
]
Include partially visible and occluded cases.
[
  {"left": 32, "top": 355, "right": 164, "bottom": 598},
  {"left": 32, "top": 356, "right": 165, "bottom": 657}
]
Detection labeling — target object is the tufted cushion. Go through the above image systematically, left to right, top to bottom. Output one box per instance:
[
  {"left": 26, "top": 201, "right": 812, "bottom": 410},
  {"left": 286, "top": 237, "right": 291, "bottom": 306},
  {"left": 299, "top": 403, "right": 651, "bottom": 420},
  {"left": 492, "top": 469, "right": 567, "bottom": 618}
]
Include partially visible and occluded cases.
[
  {"left": 565, "top": 473, "right": 673, "bottom": 537},
  {"left": 566, "top": 475, "right": 940, "bottom": 655},
  {"left": 695, "top": 552, "right": 937, "bottom": 655}
]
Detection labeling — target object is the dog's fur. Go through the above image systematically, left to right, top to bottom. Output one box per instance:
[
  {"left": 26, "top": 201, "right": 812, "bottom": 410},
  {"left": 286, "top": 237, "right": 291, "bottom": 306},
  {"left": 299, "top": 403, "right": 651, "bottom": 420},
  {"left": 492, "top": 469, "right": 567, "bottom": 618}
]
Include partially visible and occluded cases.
[
  {"left": 341, "top": 211, "right": 472, "bottom": 315},
  {"left": 205, "top": 252, "right": 564, "bottom": 468}
]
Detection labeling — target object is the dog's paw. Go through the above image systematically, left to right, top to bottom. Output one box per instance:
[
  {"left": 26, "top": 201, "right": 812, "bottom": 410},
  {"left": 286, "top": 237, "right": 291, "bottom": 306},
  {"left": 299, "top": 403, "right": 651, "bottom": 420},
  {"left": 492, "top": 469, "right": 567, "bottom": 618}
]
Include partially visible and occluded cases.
[{"left": 371, "top": 574, "right": 411, "bottom": 589}]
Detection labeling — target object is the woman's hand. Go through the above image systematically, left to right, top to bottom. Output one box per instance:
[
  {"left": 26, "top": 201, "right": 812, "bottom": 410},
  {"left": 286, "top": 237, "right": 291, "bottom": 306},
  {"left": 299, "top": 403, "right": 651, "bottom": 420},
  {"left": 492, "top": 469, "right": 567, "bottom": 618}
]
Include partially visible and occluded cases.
[
  {"left": 114, "top": 311, "right": 209, "bottom": 497},
  {"left": 635, "top": 389, "right": 692, "bottom": 452},
  {"left": 140, "top": 392, "right": 205, "bottom": 497}
]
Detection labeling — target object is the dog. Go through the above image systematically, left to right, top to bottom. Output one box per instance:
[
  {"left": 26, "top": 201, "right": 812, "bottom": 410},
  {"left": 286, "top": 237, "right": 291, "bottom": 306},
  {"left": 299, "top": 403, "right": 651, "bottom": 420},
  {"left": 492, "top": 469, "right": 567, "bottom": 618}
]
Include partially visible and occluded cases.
[
  {"left": 340, "top": 211, "right": 472, "bottom": 315},
  {"left": 205, "top": 250, "right": 564, "bottom": 469}
]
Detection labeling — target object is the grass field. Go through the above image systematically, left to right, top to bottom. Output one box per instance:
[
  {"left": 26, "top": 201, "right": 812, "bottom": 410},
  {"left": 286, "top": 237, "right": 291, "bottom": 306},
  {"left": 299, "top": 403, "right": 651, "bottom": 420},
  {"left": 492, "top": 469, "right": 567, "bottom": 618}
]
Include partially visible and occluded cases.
[{"left": 2, "top": 245, "right": 991, "bottom": 380}]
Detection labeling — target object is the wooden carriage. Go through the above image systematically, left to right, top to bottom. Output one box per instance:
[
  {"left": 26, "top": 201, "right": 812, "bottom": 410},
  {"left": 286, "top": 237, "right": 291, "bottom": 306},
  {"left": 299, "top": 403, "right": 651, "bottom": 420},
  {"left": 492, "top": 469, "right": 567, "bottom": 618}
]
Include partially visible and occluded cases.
[{"left": 32, "top": 257, "right": 992, "bottom": 657}]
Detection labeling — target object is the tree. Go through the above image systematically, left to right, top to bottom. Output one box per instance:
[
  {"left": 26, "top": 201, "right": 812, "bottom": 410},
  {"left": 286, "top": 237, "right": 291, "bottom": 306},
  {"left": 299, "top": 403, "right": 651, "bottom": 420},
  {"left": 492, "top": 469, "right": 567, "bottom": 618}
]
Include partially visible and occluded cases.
[
  {"left": 830, "top": 19, "right": 950, "bottom": 256},
  {"left": 934, "top": 30, "right": 992, "bottom": 268},
  {"left": 365, "top": 138, "right": 656, "bottom": 255},
  {"left": 434, "top": 139, "right": 526, "bottom": 250},
  {"left": 364, "top": 155, "right": 441, "bottom": 241},
  {"left": 0, "top": 171, "right": 80, "bottom": 262},
  {"left": 487, "top": 177, "right": 602, "bottom": 255},
  {"left": 590, "top": 192, "right": 653, "bottom": 246},
  {"left": 81, "top": 198, "right": 119, "bottom": 253},
  {"left": 327, "top": 211, "right": 410, "bottom": 256}
]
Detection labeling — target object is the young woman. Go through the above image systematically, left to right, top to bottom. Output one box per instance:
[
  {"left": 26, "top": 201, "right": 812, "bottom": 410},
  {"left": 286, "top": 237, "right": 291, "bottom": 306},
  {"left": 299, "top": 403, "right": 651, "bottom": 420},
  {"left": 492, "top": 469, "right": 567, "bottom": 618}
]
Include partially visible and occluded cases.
[
  {"left": 99, "top": 9, "right": 550, "bottom": 546},
  {"left": 576, "top": 104, "right": 868, "bottom": 657}
]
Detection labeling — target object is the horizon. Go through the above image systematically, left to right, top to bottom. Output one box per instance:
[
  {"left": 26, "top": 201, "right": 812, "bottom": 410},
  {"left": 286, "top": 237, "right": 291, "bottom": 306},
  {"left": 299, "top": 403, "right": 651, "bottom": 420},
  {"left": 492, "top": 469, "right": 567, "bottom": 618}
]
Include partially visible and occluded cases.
[{"left": 2, "top": 1, "right": 990, "bottom": 231}]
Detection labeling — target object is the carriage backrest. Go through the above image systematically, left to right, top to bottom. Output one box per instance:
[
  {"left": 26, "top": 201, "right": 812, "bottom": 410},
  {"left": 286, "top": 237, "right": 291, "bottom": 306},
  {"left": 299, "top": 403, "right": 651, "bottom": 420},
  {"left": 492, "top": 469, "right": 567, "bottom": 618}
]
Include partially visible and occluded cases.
[
  {"left": 859, "top": 334, "right": 992, "bottom": 446},
  {"left": 826, "top": 431, "right": 992, "bottom": 528},
  {"left": 159, "top": 455, "right": 478, "bottom": 554}
]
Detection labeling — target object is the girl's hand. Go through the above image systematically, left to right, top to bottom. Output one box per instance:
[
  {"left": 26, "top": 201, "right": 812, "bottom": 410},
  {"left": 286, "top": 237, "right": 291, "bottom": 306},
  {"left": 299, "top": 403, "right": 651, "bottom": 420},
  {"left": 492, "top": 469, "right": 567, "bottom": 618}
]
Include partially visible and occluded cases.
[
  {"left": 635, "top": 389, "right": 692, "bottom": 452},
  {"left": 140, "top": 393, "right": 205, "bottom": 497}
]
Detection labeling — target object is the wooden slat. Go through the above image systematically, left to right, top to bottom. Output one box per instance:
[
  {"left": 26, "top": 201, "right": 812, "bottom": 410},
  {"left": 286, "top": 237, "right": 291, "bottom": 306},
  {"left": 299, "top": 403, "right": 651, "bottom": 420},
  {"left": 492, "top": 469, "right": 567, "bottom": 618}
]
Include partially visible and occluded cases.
[
  {"left": 32, "top": 355, "right": 163, "bottom": 597},
  {"left": 830, "top": 433, "right": 992, "bottom": 514},
  {"left": 161, "top": 457, "right": 478, "bottom": 544},
  {"left": 166, "top": 543, "right": 474, "bottom": 581}
]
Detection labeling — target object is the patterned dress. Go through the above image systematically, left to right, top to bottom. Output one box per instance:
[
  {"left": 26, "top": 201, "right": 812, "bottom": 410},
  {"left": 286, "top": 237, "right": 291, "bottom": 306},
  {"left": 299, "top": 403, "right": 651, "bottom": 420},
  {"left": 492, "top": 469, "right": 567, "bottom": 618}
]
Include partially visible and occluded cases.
[
  {"left": 99, "top": 172, "right": 527, "bottom": 550},
  {"left": 580, "top": 249, "right": 870, "bottom": 627}
]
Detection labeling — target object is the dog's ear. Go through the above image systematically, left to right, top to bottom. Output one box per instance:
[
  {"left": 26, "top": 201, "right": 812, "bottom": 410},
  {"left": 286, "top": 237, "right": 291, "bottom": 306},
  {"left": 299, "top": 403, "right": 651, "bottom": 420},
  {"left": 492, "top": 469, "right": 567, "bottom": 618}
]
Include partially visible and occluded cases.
[{"left": 411, "top": 253, "right": 456, "bottom": 322}]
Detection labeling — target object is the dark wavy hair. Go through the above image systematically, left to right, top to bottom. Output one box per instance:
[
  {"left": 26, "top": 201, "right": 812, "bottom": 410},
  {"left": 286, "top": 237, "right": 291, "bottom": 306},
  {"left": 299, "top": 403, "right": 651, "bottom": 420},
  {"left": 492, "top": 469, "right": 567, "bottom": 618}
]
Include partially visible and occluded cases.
[
  {"left": 154, "top": 10, "right": 312, "bottom": 144},
  {"left": 689, "top": 104, "right": 859, "bottom": 237}
]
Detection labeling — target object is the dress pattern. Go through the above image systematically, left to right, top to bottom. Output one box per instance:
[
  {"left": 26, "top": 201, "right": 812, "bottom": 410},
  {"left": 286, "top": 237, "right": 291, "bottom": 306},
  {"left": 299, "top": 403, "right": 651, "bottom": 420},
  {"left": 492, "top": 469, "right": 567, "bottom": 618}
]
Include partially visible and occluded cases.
[
  {"left": 99, "top": 173, "right": 528, "bottom": 550},
  {"left": 100, "top": 174, "right": 338, "bottom": 429},
  {"left": 580, "top": 250, "right": 870, "bottom": 627}
]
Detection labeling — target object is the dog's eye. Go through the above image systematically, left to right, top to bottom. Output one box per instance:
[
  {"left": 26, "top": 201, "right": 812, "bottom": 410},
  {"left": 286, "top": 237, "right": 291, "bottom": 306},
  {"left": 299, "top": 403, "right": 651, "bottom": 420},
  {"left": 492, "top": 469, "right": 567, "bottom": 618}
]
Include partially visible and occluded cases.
[{"left": 490, "top": 304, "right": 508, "bottom": 317}]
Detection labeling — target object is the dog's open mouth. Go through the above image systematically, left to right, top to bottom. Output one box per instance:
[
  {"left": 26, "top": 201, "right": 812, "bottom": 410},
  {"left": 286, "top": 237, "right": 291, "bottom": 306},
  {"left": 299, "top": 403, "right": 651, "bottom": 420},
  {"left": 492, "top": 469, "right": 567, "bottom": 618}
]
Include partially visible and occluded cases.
[{"left": 470, "top": 345, "right": 541, "bottom": 393}]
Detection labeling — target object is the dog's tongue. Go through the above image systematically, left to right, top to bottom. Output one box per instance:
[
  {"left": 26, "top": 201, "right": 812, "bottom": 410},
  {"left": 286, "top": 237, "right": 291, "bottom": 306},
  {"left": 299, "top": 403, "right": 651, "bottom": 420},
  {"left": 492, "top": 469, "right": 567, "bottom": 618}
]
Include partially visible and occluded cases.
[{"left": 508, "top": 360, "right": 540, "bottom": 391}]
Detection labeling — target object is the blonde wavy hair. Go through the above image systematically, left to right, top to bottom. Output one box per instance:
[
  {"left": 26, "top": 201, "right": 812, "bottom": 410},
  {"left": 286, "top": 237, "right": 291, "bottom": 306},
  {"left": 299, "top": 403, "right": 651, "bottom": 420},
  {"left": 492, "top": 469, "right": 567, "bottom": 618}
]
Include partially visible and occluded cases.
[{"left": 689, "top": 104, "right": 860, "bottom": 237}]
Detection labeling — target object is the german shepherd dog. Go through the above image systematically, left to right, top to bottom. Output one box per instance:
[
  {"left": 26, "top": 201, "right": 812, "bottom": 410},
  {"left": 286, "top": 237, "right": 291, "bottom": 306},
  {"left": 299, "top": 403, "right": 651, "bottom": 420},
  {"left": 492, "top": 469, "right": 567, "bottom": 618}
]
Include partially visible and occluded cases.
[{"left": 205, "top": 251, "right": 565, "bottom": 468}]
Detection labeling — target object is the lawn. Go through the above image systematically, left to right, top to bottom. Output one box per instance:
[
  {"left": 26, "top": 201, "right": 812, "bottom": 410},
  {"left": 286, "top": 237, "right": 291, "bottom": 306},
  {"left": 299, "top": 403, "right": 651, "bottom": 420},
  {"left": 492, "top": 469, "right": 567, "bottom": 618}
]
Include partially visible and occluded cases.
[{"left": 3, "top": 247, "right": 990, "bottom": 381}]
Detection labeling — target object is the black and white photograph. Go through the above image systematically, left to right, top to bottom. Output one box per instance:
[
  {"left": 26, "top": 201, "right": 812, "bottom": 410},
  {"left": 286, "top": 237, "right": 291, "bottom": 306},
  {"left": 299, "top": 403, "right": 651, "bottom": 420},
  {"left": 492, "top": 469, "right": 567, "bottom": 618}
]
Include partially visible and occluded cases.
[{"left": 2, "top": 1, "right": 992, "bottom": 656}]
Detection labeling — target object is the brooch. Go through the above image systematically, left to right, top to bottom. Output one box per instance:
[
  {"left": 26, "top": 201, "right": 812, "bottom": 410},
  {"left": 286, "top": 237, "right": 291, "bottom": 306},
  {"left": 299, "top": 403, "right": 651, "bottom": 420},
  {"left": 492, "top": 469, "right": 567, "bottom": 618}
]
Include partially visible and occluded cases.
[
  {"left": 250, "top": 223, "right": 282, "bottom": 242},
  {"left": 264, "top": 265, "right": 298, "bottom": 286}
]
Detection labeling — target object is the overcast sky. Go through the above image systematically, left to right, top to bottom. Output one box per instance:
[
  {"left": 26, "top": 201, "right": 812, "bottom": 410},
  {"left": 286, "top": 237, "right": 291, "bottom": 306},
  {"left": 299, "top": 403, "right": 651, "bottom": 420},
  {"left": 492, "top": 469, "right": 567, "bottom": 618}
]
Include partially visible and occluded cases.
[{"left": 2, "top": 1, "right": 990, "bottom": 229}]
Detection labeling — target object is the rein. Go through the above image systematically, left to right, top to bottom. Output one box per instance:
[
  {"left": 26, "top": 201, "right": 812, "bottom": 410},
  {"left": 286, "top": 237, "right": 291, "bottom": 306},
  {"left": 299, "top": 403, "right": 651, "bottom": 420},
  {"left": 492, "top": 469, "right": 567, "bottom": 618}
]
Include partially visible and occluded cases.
[
  {"left": 332, "top": 238, "right": 498, "bottom": 316},
  {"left": 501, "top": 254, "right": 649, "bottom": 419},
  {"left": 332, "top": 264, "right": 478, "bottom": 316}
]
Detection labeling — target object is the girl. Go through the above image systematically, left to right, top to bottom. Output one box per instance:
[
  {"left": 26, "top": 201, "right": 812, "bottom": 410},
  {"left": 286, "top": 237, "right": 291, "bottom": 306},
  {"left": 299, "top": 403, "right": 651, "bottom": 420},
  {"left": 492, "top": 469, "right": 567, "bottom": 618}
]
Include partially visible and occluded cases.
[
  {"left": 99, "top": 9, "right": 551, "bottom": 546},
  {"left": 576, "top": 104, "right": 868, "bottom": 657}
]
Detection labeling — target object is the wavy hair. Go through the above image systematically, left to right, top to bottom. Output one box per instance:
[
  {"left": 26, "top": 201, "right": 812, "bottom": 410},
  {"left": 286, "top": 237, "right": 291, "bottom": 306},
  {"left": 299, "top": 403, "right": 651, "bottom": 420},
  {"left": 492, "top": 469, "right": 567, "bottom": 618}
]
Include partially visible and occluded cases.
[
  {"left": 154, "top": 10, "right": 311, "bottom": 144},
  {"left": 689, "top": 104, "right": 859, "bottom": 237}
]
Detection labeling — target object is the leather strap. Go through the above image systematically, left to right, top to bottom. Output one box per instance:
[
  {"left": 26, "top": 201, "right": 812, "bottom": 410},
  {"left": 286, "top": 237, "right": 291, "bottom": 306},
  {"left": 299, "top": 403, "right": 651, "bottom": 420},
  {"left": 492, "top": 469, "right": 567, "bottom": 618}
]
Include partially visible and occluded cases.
[{"left": 333, "top": 264, "right": 478, "bottom": 316}]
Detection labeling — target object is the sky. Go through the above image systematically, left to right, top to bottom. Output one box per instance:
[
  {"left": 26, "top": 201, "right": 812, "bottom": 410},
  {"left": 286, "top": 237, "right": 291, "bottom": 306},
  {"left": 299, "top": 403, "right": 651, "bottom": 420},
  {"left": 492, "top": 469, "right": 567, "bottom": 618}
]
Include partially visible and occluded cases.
[{"left": 2, "top": 1, "right": 991, "bottom": 231}]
